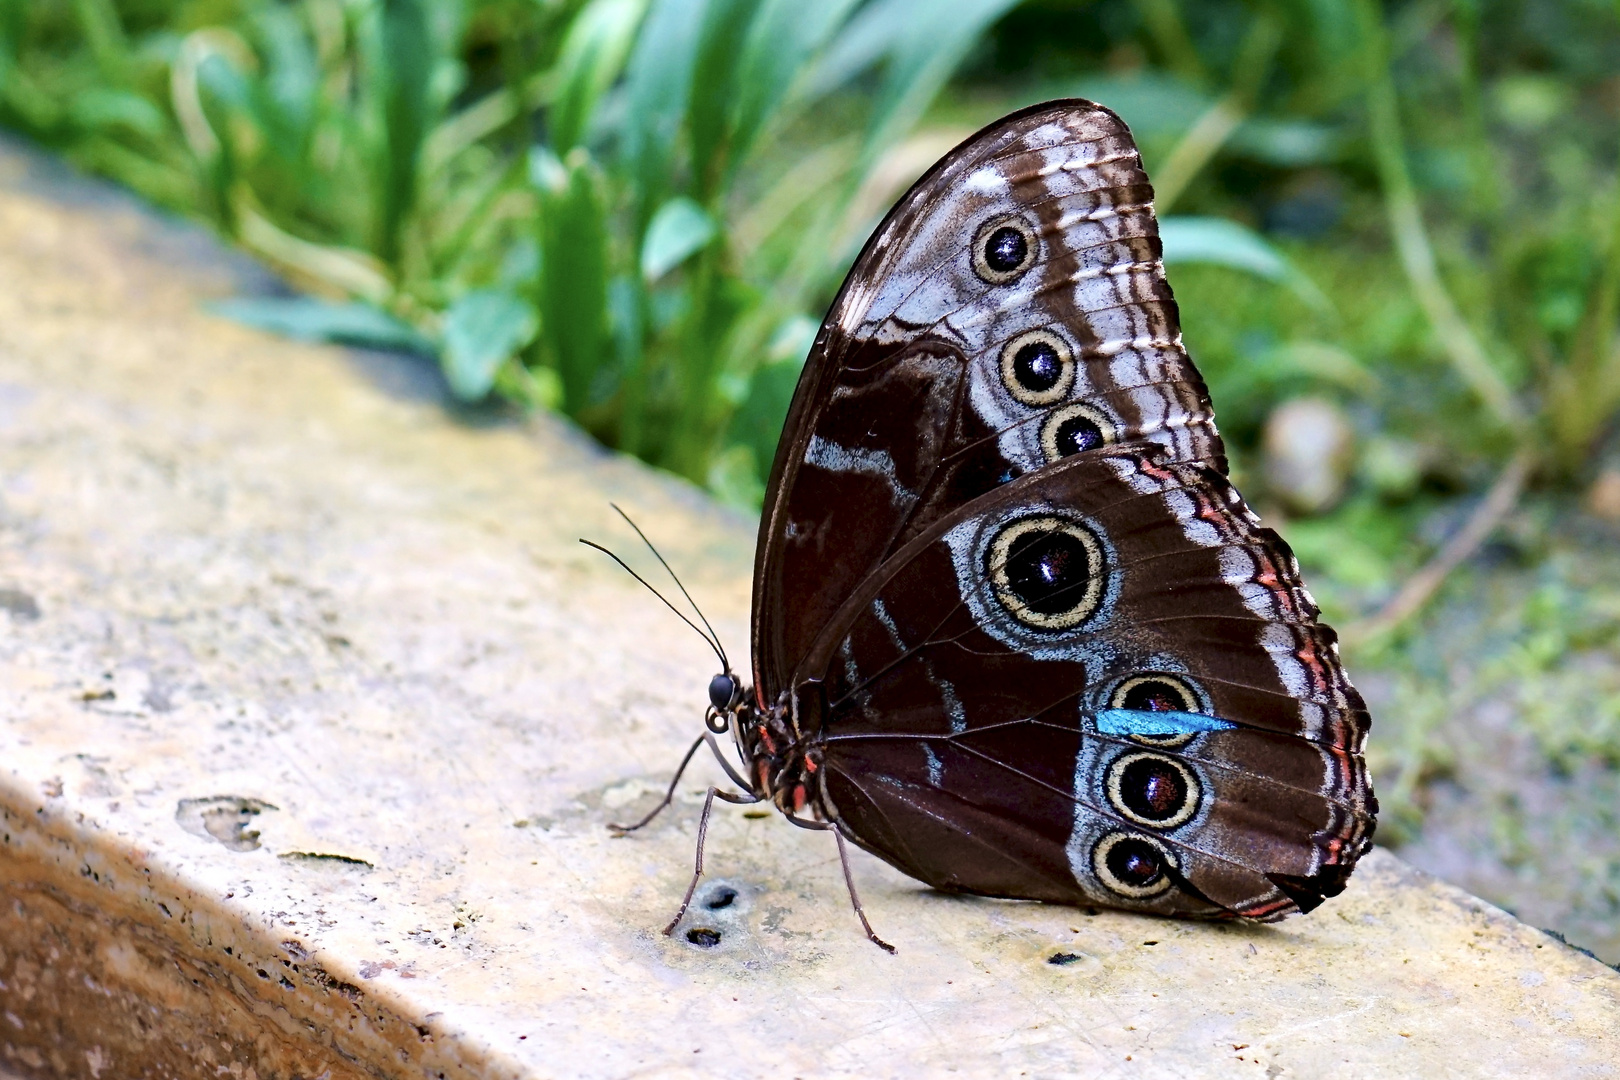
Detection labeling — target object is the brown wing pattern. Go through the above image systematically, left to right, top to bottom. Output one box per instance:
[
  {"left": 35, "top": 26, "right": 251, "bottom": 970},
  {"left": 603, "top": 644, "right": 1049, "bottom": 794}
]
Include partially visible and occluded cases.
[
  {"left": 751, "top": 100, "right": 1375, "bottom": 919},
  {"left": 753, "top": 100, "right": 1225, "bottom": 697},
  {"left": 804, "top": 448, "right": 1374, "bottom": 918}
]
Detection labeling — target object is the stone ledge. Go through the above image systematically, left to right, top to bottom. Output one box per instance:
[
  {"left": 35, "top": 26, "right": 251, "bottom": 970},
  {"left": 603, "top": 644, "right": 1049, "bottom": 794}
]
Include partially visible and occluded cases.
[{"left": 0, "top": 137, "right": 1616, "bottom": 1080}]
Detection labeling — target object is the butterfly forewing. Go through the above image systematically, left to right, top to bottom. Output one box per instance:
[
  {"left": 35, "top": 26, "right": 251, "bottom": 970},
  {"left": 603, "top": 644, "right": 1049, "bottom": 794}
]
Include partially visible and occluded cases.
[
  {"left": 747, "top": 99, "right": 1374, "bottom": 924},
  {"left": 755, "top": 100, "right": 1225, "bottom": 699}
]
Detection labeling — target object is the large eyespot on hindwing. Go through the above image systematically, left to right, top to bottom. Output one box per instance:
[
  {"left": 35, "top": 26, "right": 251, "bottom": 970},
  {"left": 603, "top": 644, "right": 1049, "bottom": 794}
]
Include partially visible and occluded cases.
[
  {"left": 972, "top": 214, "right": 1039, "bottom": 284},
  {"left": 999, "top": 329, "right": 1074, "bottom": 406},
  {"left": 1040, "top": 402, "right": 1118, "bottom": 461},
  {"left": 985, "top": 515, "right": 1105, "bottom": 631},
  {"left": 1108, "top": 673, "right": 1205, "bottom": 747},
  {"left": 1105, "top": 751, "right": 1201, "bottom": 829},
  {"left": 1091, "top": 831, "right": 1177, "bottom": 899}
]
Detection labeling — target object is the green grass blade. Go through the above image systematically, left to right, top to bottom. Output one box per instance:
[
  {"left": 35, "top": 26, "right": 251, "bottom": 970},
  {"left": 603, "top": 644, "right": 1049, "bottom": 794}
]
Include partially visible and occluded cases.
[
  {"left": 71, "top": 0, "right": 129, "bottom": 82},
  {"left": 373, "top": 0, "right": 434, "bottom": 266},
  {"left": 550, "top": 0, "right": 649, "bottom": 154},
  {"left": 621, "top": 0, "right": 706, "bottom": 231},
  {"left": 686, "top": 0, "right": 763, "bottom": 201},
  {"left": 728, "top": 0, "right": 860, "bottom": 170},
  {"left": 805, "top": 0, "right": 916, "bottom": 95},
  {"left": 854, "top": 0, "right": 1024, "bottom": 171},
  {"left": 246, "top": 3, "right": 321, "bottom": 164},
  {"left": 535, "top": 147, "right": 611, "bottom": 416}
]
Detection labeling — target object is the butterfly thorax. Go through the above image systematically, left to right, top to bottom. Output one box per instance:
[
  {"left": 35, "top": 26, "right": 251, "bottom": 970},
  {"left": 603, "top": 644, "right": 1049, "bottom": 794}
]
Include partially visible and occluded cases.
[{"left": 729, "top": 688, "right": 823, "bottom": 820}]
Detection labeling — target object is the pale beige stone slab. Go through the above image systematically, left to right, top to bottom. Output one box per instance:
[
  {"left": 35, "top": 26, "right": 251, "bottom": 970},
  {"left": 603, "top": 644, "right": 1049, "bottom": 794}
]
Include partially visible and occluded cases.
[{"left": 0, "top": 139, "right": 1616, "bottom": 1080}]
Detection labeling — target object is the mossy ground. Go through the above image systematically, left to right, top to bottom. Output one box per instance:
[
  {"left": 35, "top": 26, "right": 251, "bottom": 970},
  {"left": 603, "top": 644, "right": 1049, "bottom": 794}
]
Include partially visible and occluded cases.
[{"left": 1348, "top": 503, "right": 1620, "bottom": 966}]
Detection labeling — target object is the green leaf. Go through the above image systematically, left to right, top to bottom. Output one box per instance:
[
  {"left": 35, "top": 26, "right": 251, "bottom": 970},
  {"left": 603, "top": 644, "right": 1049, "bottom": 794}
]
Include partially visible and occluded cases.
[
  {"left": 71, "top": 0, "right": 131, "bottom": 80},
  {"left": 372, "top": 0, "right": 435, "bottom": 264},
  {"left": 550, "top": 0, "right": 649, "bottom": 154},
  {"left": 621, "top": 0, "right": 706, "bottom": 230},
  {"left": 686, "top": 0, "right": 765, "bottom": 199},
  {"left": 729, "top": 0, "right": 860, "bottom": 168},
  {"left": 806, "top": 0, "right": 915, "bottom": 94},
  {"left": 813, "top": 0, "right": 1023, "bottom": 171},
  {"left": 247, "top": 3, "right": 321, "bottom": 160},
  {"left": 1067, "top": 72, "right": 1211, "bottom": 141},
  {"left": 70, "top": 88, "right": 166, "bottom": 137},
  {"left": 1229, "top": 118, "right": 1342, "bottom": 167},
  {"left": 535, "top": 147, "right": 612, "bottom": 415},
  {"left": 641, "top": 197, "right": 717, "bottom": 281},
  {"left": 1159, "top": 216, "right": 1331, "bottom": 312},
  {"left": 442, "top": 290, "right": 540, "bottom": 401},
  {"left": 207, "top": 297, "right": 433, "bottom": 353},
  {"left": 726, "top": 360, "right": 801, "bottom": 491}
]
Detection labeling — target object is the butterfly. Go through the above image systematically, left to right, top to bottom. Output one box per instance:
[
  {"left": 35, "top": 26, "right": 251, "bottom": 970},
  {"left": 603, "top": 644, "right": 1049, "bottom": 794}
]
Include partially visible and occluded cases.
[{"left": 592, "top": 99, "right": 1376, "bottom": 953}]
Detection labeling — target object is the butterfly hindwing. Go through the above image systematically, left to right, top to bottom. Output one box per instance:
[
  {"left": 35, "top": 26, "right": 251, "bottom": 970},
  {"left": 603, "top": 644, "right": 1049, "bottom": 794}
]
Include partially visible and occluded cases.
[{"left": 798, "top": 447, "right": 1373, "bottom": 918}]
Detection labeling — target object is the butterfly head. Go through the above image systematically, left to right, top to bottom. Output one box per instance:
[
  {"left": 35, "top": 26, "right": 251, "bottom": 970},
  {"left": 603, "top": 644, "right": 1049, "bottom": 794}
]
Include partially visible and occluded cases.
[{"left": 707, "top": 671, "right": 742, "bottom": 713}]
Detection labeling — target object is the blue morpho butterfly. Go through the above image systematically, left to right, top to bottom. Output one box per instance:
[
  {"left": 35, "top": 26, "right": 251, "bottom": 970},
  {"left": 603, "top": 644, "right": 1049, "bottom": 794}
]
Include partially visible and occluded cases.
[{"left": 586, "top": 100, "right": 1375, "bottom": 952}]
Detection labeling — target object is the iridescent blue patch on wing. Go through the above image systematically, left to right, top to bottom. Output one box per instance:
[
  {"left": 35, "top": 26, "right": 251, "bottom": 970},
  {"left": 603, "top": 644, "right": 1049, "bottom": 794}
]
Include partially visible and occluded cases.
[{"left": 1095, "top": 709, "right": 1237, "bottom": 738}]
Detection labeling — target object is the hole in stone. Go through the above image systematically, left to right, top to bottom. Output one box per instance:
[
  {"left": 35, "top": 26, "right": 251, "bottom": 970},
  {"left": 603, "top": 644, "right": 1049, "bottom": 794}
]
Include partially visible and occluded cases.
[
  {"left": 705, "top": 887, "right": 737, "bottom": 910},
  {"left": 686, "top": 928, "right": 722, "bottom": 948},
  {"left": 1047, "top": 952, "right": 1082, "bottom": 966}
]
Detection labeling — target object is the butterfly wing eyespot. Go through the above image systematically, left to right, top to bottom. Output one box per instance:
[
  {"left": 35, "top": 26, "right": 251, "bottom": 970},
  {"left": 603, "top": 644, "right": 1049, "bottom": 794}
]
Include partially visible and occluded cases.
[
  {"left": 972, "top": 214, "right": 1039, "bottom": 284},
  {"left": 999, "top": 329, "right": 1075, "bottom": 406},
  {"left": 1040, "top": 402, "right": 1119, "bottom": 461},
  {"left": 985, "top": 514, "right": 1106, "bottom": 631},
  {"left": 1106, "top": 673, "right": 1207, "bottom": 748},
  {"left": 1108, "top": 673, "right": 1202, "bottom": 713},
  {"left": 1105, "top": 751, "right": 1202, "bottom": 829},
  {"left": 1091, "top": 831, "right": 1177, "bottom": 899}
]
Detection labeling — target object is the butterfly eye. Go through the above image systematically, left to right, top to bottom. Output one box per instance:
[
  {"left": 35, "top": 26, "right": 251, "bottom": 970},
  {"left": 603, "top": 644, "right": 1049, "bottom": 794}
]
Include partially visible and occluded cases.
[
  {"left": 972, "top": 215, "right": 1038, "bottom": 283},
  {"left": 999, "top": 329, "right": 1074, "bottom": 405},
  {"left": 1040, "top": 403, "right": 1117, "bottom": 461},
  {"left": 986, "top": 515, "right": 1105, "bottom": 630},
  {"left": 708, "top": 673, "right": 740, "bottom": 711},
  {"left": 1105, "top": 752, "right": 1201, "bottom": 829},
  {"left": 1092, "top": 831, "right": 1177, "bottom": 898}
]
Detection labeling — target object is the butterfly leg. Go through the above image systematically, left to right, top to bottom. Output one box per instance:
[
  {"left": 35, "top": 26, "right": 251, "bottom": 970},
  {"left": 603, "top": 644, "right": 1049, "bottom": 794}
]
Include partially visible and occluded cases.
[
  {"left": 702, "top": 729, "right": 758, "bottom": 792},
  {"left": 611, "top": 730, "right": 757, "bottom": 834},
  {"left": 609, "top": 734, "right": 705, "bottom": 833},
  {"left": 662, "top": 784, "right": 762, "bottom": 936},
  {"left": 783, "top": 813, "right": 896, "bottom": 954},
  {"left": 833, "top": 826, "right": 897, "bottom": 954}
]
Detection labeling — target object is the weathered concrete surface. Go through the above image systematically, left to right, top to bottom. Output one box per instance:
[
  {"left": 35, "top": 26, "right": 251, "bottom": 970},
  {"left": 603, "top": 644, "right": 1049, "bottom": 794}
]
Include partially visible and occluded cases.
[{"left": 0, "top": 139, "right": 1616, "bottom": 1080}]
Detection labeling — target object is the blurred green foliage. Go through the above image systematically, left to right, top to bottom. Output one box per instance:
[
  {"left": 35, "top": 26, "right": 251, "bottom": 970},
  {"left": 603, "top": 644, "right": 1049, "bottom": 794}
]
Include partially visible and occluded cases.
[{"left": 4, "top": 0, "right": 1620, "bottom": 596}]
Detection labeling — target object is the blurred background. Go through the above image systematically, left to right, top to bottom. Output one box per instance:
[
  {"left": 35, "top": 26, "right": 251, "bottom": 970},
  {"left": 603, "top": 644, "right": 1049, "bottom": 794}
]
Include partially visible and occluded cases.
[{"left": 3, "top": 0, "right": 1618, "bottom": 964}]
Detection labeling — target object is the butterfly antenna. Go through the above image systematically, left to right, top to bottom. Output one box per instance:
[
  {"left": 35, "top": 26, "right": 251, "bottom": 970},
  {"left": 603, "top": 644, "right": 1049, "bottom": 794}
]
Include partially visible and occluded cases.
[
  {"left": 609, "top": 503, "right": 730, "bottom": 672},
  {"left": 579, "top": 539, "right": 727, "bottom": 670}
]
